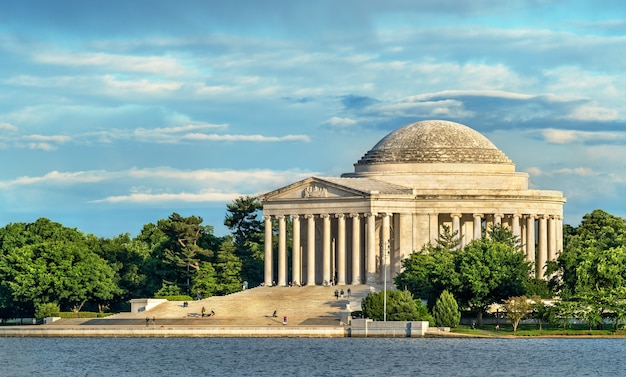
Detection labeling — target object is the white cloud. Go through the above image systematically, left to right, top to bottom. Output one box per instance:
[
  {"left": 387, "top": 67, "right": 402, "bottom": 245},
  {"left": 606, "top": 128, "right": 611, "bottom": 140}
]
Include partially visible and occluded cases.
[
  {"left": 33, "top": 51, "right": 190, "bottom": 77},
  {"left": 102, "top": 75, "right": 183, "bottom": 94},
  {"left": 564, "top": 104, "right": 619, "bottom": 121},
  {"left": 323, "top": 117, "right": 357, "bottom": 129},
  {"left": 0, "top": 121, "right": 310, "bottom": 148},
  {"left": 0, "top": 122, "right": 18, "bottom": 132},
  {"left": 542, "top": 128, "right": 625, "bottom": 144},
  {"left": 182, "top": 133, "right": 311, "bottom": 142},
  {"left": 22, "top": 134, "right": 71, "bottom": 143},
  {"left": 525, "top": 166, "right": 596, "bottom": 178},
  {"left": 0, "top": 167, "right": 317, "bottom": 205},
  {"left": 525, "top": 167, "right": 543, "bottom": 177},
  {"left": 552, "top": 167, "right": 596, "bottom": 176},
  {"left": 0, "top": 170, "right": 108, "bottom": 187},
  {"left": 93, "top": 191, "right": 243, "bottom": 203}
]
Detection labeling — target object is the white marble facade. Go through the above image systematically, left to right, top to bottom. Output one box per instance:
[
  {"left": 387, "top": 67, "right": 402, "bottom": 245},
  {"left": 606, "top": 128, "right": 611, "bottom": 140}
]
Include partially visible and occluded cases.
[{"left": 259, "top": 120, "right": 566, "bottom": 286}]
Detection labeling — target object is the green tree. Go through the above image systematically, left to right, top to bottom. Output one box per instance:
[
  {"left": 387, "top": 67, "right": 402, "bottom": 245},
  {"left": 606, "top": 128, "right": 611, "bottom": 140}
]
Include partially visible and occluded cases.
[
  {"left": 224, "top": 196, "right": 264, "bottom": 285},
  {"left": 549, "top": 210, "right": 626, "bottom": 320},
  {"left": 157, "top": 213, "right": 213, "bottom": 295},
  {"left": 0, "top": 220, "right": 121, "bottom": 314},
  {"left": 488, "top": 223, "right": 523, "bottom": 252},
  {"left": 436, "top": 224, "right": 461, "bottom": 251},
  {"left": 95, "top": 233, "right": 153, "bottom": 308},
  {"left": 214, "top": 237, "right": 243, "bottom": 295},
  {"left": 453, "top": 238, "right": 530, "bottom": 325},
  {"left": 394, "top": 243, "right": 457, "bottom": 307},
  {"left": 192, "top": 261, "right": 218, "bottom": 298},
  {"left": 361, "top": 289, "right": 434, "bottom": 324},
  {"left": 432, "top": 290, "right": 461, "bottom": 328},
  {"left": 529, "top": 295, "right": 550, "bottom": 330},
  {"left": 503, "top": 296, "right": 533, "bottom": 332},
  {"left": 549, "top": 300, "right": 578, "bottom": 331},
  {"left": 35, "top": 303, "right": 60, "bottom": 319}
]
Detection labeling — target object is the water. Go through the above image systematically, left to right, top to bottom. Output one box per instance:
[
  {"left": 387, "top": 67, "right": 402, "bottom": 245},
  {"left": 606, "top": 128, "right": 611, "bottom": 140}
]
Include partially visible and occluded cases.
[{"left": 1, "top": 337, "right": 624, "bottom": 376}]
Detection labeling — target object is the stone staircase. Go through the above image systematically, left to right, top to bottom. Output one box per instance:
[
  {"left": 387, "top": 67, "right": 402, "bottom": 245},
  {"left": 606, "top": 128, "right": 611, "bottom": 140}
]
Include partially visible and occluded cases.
[{"left": 102, "top": 284, "right": 376, "bottom": 326}]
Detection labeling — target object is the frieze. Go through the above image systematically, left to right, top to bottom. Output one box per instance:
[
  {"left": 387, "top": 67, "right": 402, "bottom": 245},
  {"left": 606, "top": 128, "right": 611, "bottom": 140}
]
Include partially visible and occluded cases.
[{"left": 302, "top": 185, "right": 328, "bottom": 198}]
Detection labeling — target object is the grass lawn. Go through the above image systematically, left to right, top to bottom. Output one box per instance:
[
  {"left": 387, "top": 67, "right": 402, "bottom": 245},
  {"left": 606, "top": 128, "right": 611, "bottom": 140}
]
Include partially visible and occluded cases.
[{"left": 451, "top": 323, "right": 626, "bottom": 337}]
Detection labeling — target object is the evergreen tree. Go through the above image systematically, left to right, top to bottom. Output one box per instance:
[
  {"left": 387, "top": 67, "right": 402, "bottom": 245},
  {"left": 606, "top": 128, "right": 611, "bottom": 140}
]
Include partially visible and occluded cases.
[
  {"left": 224, "top": 196, "right": 264, "bottom": 285},
  {"left": 157, "top": 213, "right": 213, "bottom": 295},
  {"left": 436, "top": 224, "right": 461, "bottom": 251},
  {"left": 214, "top": 237, "right": 243, "bottom": 295},
  {"left": 192, "top": 262, "right": 217, "bottom": 298},
  {"left": 432, "top": 290, "right": 461, "bottom": 328}
]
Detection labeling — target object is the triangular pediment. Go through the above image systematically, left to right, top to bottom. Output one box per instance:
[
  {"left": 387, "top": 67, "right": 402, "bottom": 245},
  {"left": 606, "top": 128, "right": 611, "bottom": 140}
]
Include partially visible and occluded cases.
[{"left": 259, "top": 177, "right": 368, "bottom": 201}]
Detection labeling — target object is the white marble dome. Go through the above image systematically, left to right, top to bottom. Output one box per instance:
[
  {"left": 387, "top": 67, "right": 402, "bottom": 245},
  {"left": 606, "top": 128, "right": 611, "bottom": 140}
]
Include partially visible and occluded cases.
[{"left": 355, "top": 120, "right": 512, "bottom": 166}]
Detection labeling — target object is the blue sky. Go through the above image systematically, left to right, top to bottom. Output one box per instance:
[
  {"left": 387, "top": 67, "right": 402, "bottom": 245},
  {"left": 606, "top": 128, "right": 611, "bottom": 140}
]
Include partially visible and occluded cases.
[{"left": 1, "top": 0, "right": 626, "bottom": 237}]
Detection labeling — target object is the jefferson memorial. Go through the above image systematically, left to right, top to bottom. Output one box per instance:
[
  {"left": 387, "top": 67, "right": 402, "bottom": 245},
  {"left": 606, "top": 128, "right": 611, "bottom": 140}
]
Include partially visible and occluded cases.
[{"left": 259, "top": 120, "right": 566, "bottom": 287}]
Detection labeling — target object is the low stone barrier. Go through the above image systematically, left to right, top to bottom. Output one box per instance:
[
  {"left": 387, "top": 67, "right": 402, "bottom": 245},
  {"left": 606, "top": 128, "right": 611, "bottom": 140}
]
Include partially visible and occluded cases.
[
  {"left": 349, "top": 319, "right": 429, "bottom": 337},
  {"left": 0, "top": 326, "right": 347, "bottom": 338}
]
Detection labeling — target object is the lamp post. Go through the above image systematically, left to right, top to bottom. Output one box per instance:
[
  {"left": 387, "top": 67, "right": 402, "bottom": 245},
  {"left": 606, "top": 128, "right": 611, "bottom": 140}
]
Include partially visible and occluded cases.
[{"left": 382, "top": 240, "right": 389, "bottom": 322}]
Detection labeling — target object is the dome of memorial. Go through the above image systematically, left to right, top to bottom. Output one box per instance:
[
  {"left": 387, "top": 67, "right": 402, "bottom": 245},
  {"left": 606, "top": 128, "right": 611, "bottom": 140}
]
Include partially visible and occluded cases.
[{"left": 355, "top": 120, "right": 512, "bottom": 165}]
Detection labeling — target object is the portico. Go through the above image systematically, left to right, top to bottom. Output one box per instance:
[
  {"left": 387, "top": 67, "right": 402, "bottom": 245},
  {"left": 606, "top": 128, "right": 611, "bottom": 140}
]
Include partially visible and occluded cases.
[{"left": 260, "top": 120, "right": 566, "bottom": 286}]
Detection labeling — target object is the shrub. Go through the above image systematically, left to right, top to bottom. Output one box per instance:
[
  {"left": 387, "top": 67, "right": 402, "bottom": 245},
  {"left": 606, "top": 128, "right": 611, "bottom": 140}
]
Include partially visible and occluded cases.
[
  {"left": 362, "top": 289, "right": 434, "bottom": 324},
  {"left": 432, "top": 290, "right": 461, "bottom": 328},
  {"left": 159, "top": 295, "right": 194, "bottom": 301},
  {"left": 35, "top": 303, "right": 60, "bottom": 319}
]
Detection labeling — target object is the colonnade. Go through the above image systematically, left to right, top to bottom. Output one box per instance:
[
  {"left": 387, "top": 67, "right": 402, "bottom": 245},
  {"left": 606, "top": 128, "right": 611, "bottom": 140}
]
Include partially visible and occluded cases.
[{"left": 263, "top": 211, "right": 563, "bottom": 286}]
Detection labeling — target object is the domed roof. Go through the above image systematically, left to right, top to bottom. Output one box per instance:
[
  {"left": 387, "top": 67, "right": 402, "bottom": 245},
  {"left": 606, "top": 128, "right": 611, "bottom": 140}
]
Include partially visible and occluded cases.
[{"left": 355, "top": 120, "right": 512, "bottom": 165}]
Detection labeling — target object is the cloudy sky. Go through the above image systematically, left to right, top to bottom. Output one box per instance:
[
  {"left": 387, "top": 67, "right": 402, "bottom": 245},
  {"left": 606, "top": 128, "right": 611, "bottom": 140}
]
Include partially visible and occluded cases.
[{"left": 1, "top": 0, "right": 625, "bottom": 237}]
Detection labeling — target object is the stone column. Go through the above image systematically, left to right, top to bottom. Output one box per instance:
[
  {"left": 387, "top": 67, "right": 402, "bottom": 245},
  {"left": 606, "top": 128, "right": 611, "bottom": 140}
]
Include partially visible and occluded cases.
[
  {"left": 336, "top": 213, "right": 346, "bottom": 285},
  {"left": 350, "top": 213, "right": 361, "bottom": 285},
  {"left": 366, "top": 213, "right": 377, "bottom": 284},
  {"left": 381, "top": 213, "right": 391, "bottom": 284},
  {"left": 429, "top": 213, "right": 439, "bottom": 244},
  {"left": 451, "top": 213, "right": 461, "bottom": 248},
  {"left": 494, "top": 213, "right": 503, "bottom": 226},
  {"left": 306, "top": 214, "right": 316, "bottom": 286},
  {"left": 322, "top": 214, "right": 331, "bottom": 285},
  {"left": 473, "top": 214, "right": 483, "bottom": 240},
  {"left": 512, "top": 214, "right": 521, "bottom": 239},
  {"left": 264, "top": 215, "right": 273, "bottom": 286},
  {"left": 277, "top": 215, "right": 286, "bottom": 286},
  {"left": 291, "top": 215, "right": 300, "bottom": 286},
  {"left": 485, "top": 215, "right": 494, "bottom": 237},
  {"left": 526, "top": 215, "right": 536, "bottom": 275},
  {"left": 538, "top": 215, "right": 548, "bottom": 279},
  {"left": 548, "top": 215, "right": 557, "bottom": 262},
  {"left": 556, "top": 215, "right": 563, "bottom": 257}
]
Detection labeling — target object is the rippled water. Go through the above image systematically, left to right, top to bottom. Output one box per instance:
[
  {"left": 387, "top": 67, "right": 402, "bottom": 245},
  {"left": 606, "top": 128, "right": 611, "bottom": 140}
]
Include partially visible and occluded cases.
[{"left": 1, "top": 337, "right": 624, "bottom": 376}]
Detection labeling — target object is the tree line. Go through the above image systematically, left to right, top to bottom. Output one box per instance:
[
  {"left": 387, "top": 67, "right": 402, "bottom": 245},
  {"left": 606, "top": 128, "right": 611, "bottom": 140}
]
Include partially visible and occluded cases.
[
  {"left": 0, "top": 196, "right": 265, "bottom": 318},
  {"left": 2, "top": 197, "right": 625, "bottom": 329},
  {"left": 361, "top": 209, "right": 626, "bottom": 330}
]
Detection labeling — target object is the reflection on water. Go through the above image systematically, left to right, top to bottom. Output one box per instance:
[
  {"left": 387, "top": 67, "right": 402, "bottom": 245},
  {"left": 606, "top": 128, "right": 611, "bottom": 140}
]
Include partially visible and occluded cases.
[{"left": 1, "top": 337, "right": 624, "bottom": 376}]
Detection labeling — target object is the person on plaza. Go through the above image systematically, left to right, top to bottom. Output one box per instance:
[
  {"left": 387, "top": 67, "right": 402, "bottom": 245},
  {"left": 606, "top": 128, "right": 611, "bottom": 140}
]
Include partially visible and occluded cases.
[
  {"left": 347, "top": 288, "right": 351, "bottom": 298},
  {"left": 334, "top": 289, "right": 339, "bottom": 300},
  {"left": 202, "top": 306, "right": 206, "bottom": 317}
]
